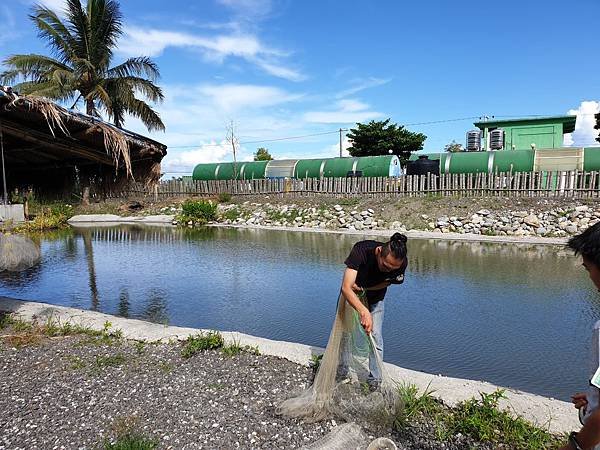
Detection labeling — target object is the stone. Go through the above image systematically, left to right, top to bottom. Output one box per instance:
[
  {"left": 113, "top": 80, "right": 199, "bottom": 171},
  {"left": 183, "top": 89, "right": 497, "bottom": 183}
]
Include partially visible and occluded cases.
[
  {"left": 333, "top": 204, "right": 343, "bottom": 211},
  {"left": 576, "top": 205, "right": 589, "bottom": 212},
  {"left": 367, "top": 208, "right": 375, "bottom": 215},
  {"left": 477, "top": 209, "right": 491, "bottom": 216},
  {"left": 360, "top": 210, "right": 369, "bottom": 217},
  {"left": 513, "top": 211, "right": 528, "bottom": 218},
  {"left": 524, "top": 215, "right": 540, "bottom": 227},
  {"left": 338, "top": 217, "right": 346, "bottom": 224},
  {"left": 364, "top": 217, "right": 373, "bottom": 225},
  {"left": 453, "top": 220, "right": 463, "bottom": 227},
  {"left": 354, "top": 221, "right": 364, "bottom": 230},
  {"left": 566, "top": 225, "right": 578, "bottom": 234},
  {"left": 536, "top": 227, "right": 548, "bottom": 236}
]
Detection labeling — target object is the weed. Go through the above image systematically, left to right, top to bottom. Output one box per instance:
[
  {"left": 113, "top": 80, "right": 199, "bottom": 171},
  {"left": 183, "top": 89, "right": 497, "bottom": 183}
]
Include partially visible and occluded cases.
[
  {"left": 218, "top": 192, "right": 232, "bottom": 203},
  {"left": 337, "top": 198, "right": 360, "bottom": 206},
  {"left": 176, "top": 199, "right": 217, "bottom": 225},
  {"left": 221, "top": 207, "right": 241, "bottom": 221},
  {"left": 181, "top": 331, "right": 224, "bottom": 358},
  {"left": 221, "top": 339, "right": 260, "bottom": 357},
  {"left": 133, "top": 341, "right": 145, "bottom": 355},
  {"left": 95, "top": 353, "right": 126, "bottom": 368},
  {"left": 310, "top": 354, "right": 323, "bottom": 373},
  {"left": 67, "top": 355, "right": 86, "bottom": 370},
  {"left": 157, "top": 361, "right": 173, "bottom": 374},
  {"left": 207, "top": 383, "right": 225, "bottom": 390},
  {"left": 394, "top": 383, "right": 442, "bottom": 430},
  {"left": 446, "top": 390, "right": 561, "bottom": 449},
  {"left": 104, "top": 416, "right": 157, "bottom": 450}
]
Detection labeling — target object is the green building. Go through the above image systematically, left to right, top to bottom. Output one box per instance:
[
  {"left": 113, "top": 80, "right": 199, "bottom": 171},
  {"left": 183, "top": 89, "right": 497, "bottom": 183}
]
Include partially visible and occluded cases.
[{"left": 473, "top": 115, "right": 576, "bottom": 151}]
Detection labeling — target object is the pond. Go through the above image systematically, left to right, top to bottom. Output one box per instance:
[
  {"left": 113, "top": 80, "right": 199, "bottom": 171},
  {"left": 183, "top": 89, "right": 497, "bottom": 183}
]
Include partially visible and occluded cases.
[{"left": 1, "top": 225, "right": 597, "bottom": 401}]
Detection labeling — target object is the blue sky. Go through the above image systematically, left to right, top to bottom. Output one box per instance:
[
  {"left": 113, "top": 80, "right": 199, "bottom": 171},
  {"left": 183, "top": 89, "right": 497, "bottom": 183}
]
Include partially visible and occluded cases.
[{"left": 1, "top": 0, "right": 599, "bottom": 177}]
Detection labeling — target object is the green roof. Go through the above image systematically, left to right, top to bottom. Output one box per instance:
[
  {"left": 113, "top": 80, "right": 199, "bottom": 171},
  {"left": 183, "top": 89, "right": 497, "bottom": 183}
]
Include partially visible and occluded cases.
[{"left": 473, "top": 115, "right": 576, "bottom": 134}]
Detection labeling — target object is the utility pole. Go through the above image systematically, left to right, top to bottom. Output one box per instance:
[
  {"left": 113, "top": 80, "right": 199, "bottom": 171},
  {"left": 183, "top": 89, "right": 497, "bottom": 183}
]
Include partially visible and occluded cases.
[{"left": 339, "top": 128, "right": 348, "bottom": 158}]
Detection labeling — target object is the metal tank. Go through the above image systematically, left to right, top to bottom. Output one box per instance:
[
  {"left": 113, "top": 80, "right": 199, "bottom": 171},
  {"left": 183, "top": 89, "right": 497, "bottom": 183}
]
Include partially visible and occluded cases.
[
  {"left": 490, "top": 129, "right": 505, "bottom": 150},
  {"left": 466, "top": 130, "right": 481, "bottom": 151},
  {"left": 355, "top": 155, "right": 401, "bottom": 177},
  {"left": 406, "top": 155, "right": 440, "bottom": 176},
  {"left": 322, "top": 157, "right": 359, "bottom": 177},
  {"left": 265, "top": 159, "right": 298, "bottom": 178},
  {"left": 294, "top": 159, "right": 328, "bottom": 179},
  {"left": 239, "top": 161, "right": 268, "bottom": 179},
  {"left": 192, "top": 163, "right": 220, "bottom": 180}
]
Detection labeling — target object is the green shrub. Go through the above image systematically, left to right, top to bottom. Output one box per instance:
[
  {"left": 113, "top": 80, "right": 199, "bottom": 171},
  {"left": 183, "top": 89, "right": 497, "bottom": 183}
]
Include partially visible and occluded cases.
[
  {"left": 218, "top": 192, "right": 232, "bottom": 203},
  {"left": 177, "top": 199, "right": 217, "bottom": 225},
  {"left": 181, "top": 331, "right": 224, "bottom": 358},
  {"left": 103, "top": 433, "right": 157, "bottom": 450}
]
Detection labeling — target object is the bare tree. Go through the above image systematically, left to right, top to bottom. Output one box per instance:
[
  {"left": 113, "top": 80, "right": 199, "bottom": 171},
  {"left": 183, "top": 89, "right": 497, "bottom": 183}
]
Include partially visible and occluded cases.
[{"left": 226, "top": 120, "right": 240, "bottom": 178}]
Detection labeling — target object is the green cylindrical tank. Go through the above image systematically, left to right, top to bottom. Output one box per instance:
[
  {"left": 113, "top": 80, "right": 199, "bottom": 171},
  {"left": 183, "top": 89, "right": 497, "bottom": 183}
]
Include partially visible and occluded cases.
[
  {"left": 584, "top": 147, "right": 600, "bottom": 171},
  {"left": 493, "top": 150, "right": 534, "bottom": 172},
  {"left": 447, "top": 152, "right": 490, "bottom": 174},
  {"left": 355, "top": 155, "right": 401, "bottom": 177},
  {"left": 323, "top": 157, "right": 358, "bottom": 177},
  {"left": 294, "top": 159, "right": 327, "bottom": 179},
  {"left": 239, "top": 161, "right": 268, "bottom": 179},
  {"left": 214, "top": 162, "right": 236, "bottom": 180},
  {"left": 192, "top": 163, "right": 220, "bottom": 180}
]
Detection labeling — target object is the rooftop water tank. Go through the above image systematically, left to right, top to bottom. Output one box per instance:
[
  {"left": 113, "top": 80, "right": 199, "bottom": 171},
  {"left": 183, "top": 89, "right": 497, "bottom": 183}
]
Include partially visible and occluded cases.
[
  {"left": 490, "top": 128, "right": 504, "bottom": 150},
  {"left": 466, "top": 130, "right": 481, "bottom": 151}
]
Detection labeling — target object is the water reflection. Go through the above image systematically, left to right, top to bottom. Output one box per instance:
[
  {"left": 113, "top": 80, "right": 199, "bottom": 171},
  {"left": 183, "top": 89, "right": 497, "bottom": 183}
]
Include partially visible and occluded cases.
[{"left": 0, "top": 225, "right": 597, "bottom": 401}]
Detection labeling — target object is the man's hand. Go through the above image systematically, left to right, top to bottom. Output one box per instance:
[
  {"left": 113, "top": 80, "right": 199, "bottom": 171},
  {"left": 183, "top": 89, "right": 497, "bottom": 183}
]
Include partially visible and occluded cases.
[
  {"left": 351, "top": 283, "right": 362, "bottom": 292},
  {"left": 359, "top": 308, "right": 373, "bottom": 334},
  {"left": 572, "top": 392, "right": 588, "bottom": 410}
]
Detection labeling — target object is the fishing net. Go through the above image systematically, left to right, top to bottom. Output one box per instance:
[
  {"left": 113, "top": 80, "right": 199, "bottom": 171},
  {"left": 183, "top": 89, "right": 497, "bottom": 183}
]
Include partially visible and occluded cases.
[
  {"left": 0, "top": 233, "right": 41, "bottom": 272},
  {"left": 277, "top": 292, "right": 401, "bottom": 432}
]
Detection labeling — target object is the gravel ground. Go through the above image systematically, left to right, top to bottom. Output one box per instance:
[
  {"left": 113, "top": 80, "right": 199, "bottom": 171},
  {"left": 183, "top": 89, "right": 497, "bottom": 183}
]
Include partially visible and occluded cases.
[{"left": 0, "top": 332, "right": 496, "bottom": 450}]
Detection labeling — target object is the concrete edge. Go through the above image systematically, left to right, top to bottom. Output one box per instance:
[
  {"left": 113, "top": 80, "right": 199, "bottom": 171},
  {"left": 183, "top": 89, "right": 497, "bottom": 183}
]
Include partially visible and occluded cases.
[
  {"left": 66, "top": 214, "right": 568, "bottom": 246},
  {"left": 0, "top": 296, "right": 579, "bottom": 434}
]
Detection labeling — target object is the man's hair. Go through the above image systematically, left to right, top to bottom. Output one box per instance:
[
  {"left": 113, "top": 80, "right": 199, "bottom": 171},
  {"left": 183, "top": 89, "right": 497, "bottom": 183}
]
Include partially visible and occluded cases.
[
  {"left": 567, "top": 222, "right": 600, "bottom": 268},
  {"left": 381, "top": 232, "right": 407, "bottom": 260}
]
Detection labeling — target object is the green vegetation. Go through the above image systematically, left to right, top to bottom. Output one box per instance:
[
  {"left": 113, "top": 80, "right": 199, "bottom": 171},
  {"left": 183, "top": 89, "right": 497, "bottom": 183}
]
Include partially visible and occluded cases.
[
  {"left": 1, "top": 0, "right": 164, "bottom": 132},
  {"left": 347, "top": 118, "right": 427, "bottom": 165},
  {"left": 254, "top": 147, "right": 273, "bottom": 161},
  {"left": 218, "top": 192, "right": 232, "bottom": 203},
  {"left": 176, "top": 199, "right": 217, "bottom": 226},
  {"left": 220, "top": 206, "right": 242, "bottom": 221},
  {"left": 0, "top": 314, "right": 123, "bottom": 348},
  {"left": 181, "top": 331, "right": 224, "bottom": 358},
  {"left": 222, "top": 339, "right": 260, "bottom": 357},
  {"left": 95, "top": 353, "right": 126, "bottom": 368},
  {"left": 393, "top": 386, "right": 561, "bottom": 449},
  {"left": 102, "top": 433, "right": 157, "bottom": 450}
]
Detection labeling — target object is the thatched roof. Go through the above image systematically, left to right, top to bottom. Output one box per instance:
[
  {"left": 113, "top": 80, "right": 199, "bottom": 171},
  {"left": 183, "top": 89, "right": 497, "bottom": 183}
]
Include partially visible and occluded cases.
[{"left": 0, "top": 86, "right": 167, "bottom": 185}]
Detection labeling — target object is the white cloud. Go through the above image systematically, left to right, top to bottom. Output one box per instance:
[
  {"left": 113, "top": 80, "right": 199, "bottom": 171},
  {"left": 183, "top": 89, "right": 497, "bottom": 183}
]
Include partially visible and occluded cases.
[
  {"left": 39, "top": 0, "right": 66, "bottom": 11},
  {"left": 216, "top": 0, "right": 273, "bottom": 20},
  {"left": 117, "top": 26, "right": 303, "bottom": 81},
  {"left": 336, "top": 77, "right": 391, "bottom": 98},
  {"left": 197, "top": 83, "right": 303, "bottom": 113},
  {"left": 303, "top": 98, "right": 382, "bottom": 124},
  {"left": 564, "top": 101, "right": 600, "bottom": 147},
  {"left": 161, "top": 140, "right": 232, "bottom": 174}
]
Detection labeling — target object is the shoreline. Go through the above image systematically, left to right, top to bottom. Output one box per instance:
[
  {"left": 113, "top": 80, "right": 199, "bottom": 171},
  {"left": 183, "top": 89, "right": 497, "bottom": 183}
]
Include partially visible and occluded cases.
[
  {"left": 67, "top": 213, "right": 568, "bottom": 246},
  {"left": 0, "top": 296, "right": 580, "bottom": 434}
]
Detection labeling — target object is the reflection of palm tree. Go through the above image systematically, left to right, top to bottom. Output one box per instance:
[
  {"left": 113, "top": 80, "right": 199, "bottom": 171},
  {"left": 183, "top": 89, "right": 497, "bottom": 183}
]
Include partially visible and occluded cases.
[
  {"left": 81, "top": 229, "right": 99, "bottom": 310},
  {"left": 118, "top": 288, "right": 130, "bottom": 318},
  {"left": 145, "top": 289, "right": 169, "bottom": 324}
]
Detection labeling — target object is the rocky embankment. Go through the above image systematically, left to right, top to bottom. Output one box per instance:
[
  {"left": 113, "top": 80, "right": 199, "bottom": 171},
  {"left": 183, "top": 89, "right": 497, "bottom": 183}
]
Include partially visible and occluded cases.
[{"left": 194, "top": 202, "right": 600, "bottom": 237}]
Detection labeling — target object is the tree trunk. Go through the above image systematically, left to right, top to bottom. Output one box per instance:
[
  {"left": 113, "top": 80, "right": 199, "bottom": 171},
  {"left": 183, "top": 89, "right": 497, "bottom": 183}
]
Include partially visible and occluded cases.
[{"left": 86, "top": 99, "right": 94, "bottom": 116}]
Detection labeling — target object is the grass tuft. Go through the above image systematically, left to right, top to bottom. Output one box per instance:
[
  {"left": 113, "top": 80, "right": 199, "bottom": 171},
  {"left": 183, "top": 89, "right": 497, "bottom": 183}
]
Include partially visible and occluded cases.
[{"left": 181, "top": 331, "right": 224, "bottom": 358}]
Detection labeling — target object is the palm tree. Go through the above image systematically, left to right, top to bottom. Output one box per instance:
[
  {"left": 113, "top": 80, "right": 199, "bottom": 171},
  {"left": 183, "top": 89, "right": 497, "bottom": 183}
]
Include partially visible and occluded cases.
[{"left": 1, "top": 0, "right": 165, "bottom": 132}]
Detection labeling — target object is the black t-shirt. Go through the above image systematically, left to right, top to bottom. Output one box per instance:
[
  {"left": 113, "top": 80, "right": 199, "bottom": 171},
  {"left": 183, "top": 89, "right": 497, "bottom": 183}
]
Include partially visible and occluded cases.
[{"left": 344, "top": 240, "right": 407, "bottom": 304}]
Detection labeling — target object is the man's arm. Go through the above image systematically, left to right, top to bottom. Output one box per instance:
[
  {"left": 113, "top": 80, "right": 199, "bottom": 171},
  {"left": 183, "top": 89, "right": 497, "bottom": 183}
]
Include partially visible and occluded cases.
[
  {"left": 341, "top": 268, "right": 373, "bottom": 334},
  {"left": 363, "top": 281, "right": 391, "bottom": 291},
  {"left": 559, "top": 408, "right": 600, "bottom": 450}
]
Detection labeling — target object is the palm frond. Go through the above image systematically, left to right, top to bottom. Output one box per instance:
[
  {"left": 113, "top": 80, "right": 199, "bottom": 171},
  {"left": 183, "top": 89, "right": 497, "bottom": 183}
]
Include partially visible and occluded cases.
[
  {"left": 88, "top": 0, "right": 122, "bottom": 68},
  {"left": 30, "top": 6, "right": 76, "bottom": 64},
  {"left": 1, "top": 54, "right": 72, "bottom": 82},
  {"left": 107, "top": 57, "right": 160, "bottom": 82},
  {"left": 120, "top": 96, "right": 165, "bottom": 132}
]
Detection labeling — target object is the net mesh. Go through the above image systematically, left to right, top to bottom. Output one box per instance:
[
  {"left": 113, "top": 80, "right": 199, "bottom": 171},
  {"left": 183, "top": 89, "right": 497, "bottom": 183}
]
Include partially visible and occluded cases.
[
  {"left": 0, "top": 233, "right": 41, "bottom": 272},
  {"left": 277, "top": 292, "right": 401, "bottom": 432}
]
